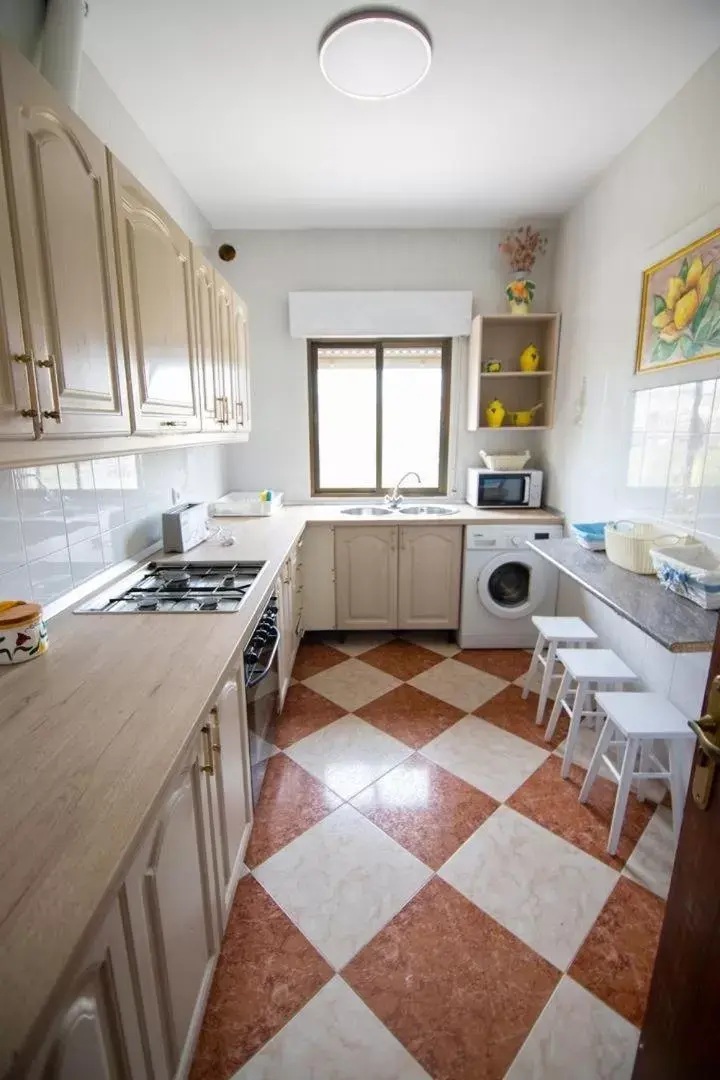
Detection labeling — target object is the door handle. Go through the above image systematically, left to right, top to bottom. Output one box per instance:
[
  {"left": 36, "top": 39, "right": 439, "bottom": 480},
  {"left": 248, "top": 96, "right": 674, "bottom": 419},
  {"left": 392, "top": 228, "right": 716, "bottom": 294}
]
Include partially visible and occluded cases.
[
  {"left": 37, "top": 355, "right": 62, "bottom": 423},
  {"left": 689, "top": 675, "right": 720, "bottom": 809}
]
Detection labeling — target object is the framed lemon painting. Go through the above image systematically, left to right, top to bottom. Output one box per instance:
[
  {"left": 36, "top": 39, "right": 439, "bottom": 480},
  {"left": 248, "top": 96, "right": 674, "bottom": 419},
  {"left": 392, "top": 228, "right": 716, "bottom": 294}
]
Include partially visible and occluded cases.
[{"left": 635, "top": 225, "right": 720, "bottom": 373}]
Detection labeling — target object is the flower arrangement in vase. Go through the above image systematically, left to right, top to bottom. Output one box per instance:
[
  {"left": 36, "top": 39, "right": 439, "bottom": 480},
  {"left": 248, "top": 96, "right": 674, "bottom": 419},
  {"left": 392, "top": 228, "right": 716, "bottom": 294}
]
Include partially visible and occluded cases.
[{"left": 499, "top": 226, "right": 548, "bottom": 314}]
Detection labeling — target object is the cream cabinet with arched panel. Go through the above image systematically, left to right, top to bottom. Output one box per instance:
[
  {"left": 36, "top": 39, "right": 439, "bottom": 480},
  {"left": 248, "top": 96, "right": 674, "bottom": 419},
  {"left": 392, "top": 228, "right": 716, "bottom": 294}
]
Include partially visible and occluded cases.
[
  {"left": 0, "top": 41, "right": 129, "bottom": 438},
  {"left": 110, "top": 156, "right": 201, "bottom": 435}
]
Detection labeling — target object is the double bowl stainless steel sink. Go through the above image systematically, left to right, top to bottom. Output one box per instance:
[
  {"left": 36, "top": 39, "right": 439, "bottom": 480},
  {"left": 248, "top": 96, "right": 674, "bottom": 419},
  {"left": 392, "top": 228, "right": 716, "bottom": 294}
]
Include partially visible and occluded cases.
[{"left": 340, "top": 505, "right": 459, "bottom": 517}]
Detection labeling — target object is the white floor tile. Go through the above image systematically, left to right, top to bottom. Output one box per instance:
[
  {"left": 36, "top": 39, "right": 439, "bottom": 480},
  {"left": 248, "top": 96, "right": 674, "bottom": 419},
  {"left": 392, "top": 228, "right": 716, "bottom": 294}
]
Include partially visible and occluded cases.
[
  {"left": 332, "top": 632, "right": 395, "bottom": 656},
  {"left": 401, "top": 632, "right": 460, "bottom": 657},
  {"left": 409, "top": 657, "right": 507, "bottom": 712},
  {"left": 304, "top": 658, "right": 400, "bottom": 711},
  {"left": 287, "top": 715, "right": 412, "bottom": 800},
  {"left": 422, "top": 715, "right": 548, "bottom": 801},
  {"left": 249, "top": 731, "right": 279, "bottom": 764},
  {"left": 254, "top": 804, "right": 431, "bottom": 968},
  {"left": 622, "top": 804, "right": 677, "bottom": 901},
  {"left": 439, "top": 806, "right": 618, "bottom": 970},
  {"left": 505, "top": 976, "right": 639, "bottom": 1080},
  {"left": 234, "top": 977, "right": 430, "bottom": 1079}
]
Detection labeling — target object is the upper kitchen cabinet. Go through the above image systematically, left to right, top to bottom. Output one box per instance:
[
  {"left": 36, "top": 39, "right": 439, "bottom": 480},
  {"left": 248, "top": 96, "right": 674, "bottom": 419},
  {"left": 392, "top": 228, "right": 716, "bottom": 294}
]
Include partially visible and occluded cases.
[
  {"left": 0, "top": 42, "right": 130, "bottom": 438},
  {"left": 0, "top": 128, "right": 36, "bottom": 438},
  {"left": 110, "top": 156, "right": 201, "bottom": 434},
  {"left": 192, "top": 248, "right": 225, "bottom": 431},
  {"left": 214, "top": 271, "right": 235, "bottom": 429},
  {"left": 232, "top": 293, "right": 251, "bottom": 433},
  {"left": 467, "top": 313, "right": 560, "bottom": 431}
]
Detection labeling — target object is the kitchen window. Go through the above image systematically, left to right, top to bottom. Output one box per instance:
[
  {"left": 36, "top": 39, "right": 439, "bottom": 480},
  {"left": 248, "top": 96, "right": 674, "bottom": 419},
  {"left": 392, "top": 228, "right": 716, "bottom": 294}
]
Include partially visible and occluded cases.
[{"left": 308, "top": 339, "right": 451, "bottom": 495}]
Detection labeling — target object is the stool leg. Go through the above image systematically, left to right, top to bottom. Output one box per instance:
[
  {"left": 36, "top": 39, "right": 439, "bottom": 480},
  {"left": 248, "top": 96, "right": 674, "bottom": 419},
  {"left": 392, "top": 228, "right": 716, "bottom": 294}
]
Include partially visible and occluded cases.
[
  {"left": 523, "top": 634, "right": 544, "bottom": 700},
  {"left": 535, "top": 641, "right": 557, "bottom": 725},
  {"left": 545, "top": 669, "right": 571, "bottom": 742},
  {"left": 561, "top": 679, "right": 588, "bottom": 779},
  {"left": 579, "top": 718, "right": 614, "bottom": 803},
  {"left": 608, "top": 737, "right": 639, "bottom": 856},
  {"left": 668, "top": 741, "right": 689, "bottom": 846},
  {"left": 637, "top": 743, "right": 650, "bottom": 803}
]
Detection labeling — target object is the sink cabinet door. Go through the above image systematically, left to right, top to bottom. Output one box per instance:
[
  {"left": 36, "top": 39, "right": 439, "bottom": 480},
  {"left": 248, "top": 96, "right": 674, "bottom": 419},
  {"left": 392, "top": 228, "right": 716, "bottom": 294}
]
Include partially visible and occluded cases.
[
  {"left": 0, "top": 42, "right": 129, "bottom": 437},
  {"left": 110, "top": 156, "right": 200, "bottom": 434},
  {"left": 301, "top": 525, "right": 336, "bottom": 631},
  {"left": 335, "top": 525, "right": 398, "bottom": 630},
  {"left": 398, "top": 525, "right": 463, "bottom": 629},
  {"left": 207, "top": 676, "right": 252, "bottom": 930},
  {"left": 123, "top": 732, "right": 218, "bottom": 1080},
  {"left": 26, "top": 898, "right": 149, "bottom": 1080}
]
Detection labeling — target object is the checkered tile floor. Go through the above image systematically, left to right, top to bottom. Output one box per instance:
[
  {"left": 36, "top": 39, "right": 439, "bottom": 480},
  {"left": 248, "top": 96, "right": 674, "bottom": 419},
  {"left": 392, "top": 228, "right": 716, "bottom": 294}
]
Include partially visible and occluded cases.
[{"left": 192, "top": 633, "right": 674, "bottom": 1080}]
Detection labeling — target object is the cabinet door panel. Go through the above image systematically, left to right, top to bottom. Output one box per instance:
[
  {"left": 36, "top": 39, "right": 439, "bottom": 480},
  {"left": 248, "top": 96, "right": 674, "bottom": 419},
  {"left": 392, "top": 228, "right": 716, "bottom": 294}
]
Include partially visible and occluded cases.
[
  {"left": 0, "top": 43, "right": 128, "bottom": 436},
  {"left": 0, "top": 131, "right": 36, "bottom": 437},
  {"left": 111, "top": 157, "right": 200, "bottom": 433},
  {"left": 192, "top": 251, "right": 223, "bottom": 430},
  {"left": 214, "top": 273, "right": 234, "bottom": 428},
  {"left": 232, "top": 294, "right": 251, "bottom": 432},
  {"left": 398, "top": 525, "right": 463, "bottom": 629},
  {"left": 301, "top": 526, "right": 335, "bottom": 631},
  {"left": 335, "top": 526, "right": 398, "bottom": 630},
  {"left": 210, "top": 677, "right": 252, "bottom": 929},
  {"left": 27, "top": 897, "right": 148, "bottom": 1080}
]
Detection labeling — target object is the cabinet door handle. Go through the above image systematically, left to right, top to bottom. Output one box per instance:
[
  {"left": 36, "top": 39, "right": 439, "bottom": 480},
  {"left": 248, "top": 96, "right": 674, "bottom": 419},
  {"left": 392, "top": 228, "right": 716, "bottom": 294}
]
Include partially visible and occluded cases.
[
  {"left": 37, "top": 355, "right": 62, "bottom": 423},
  {"left": 236, "top": 401, "right": 244, "bottom": 426},
  {"left": 160, "top": 420, "right": 188, "bottom": 427},
  {"left": 200, "top": 723, "right": 215, "bottom": 774}
]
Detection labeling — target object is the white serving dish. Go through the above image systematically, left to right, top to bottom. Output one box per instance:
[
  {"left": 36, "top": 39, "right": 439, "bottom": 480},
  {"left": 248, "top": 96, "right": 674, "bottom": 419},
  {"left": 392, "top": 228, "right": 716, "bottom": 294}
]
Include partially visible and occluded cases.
[{"left": 479, "top": 450, "right": 531, "bottom": 471}]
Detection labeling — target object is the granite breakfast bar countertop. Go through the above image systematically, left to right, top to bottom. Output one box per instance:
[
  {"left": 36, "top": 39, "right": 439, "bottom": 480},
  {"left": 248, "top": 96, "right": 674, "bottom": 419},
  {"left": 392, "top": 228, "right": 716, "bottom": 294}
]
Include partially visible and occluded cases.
[{"left": 528, "top": 538, "right": 717, "bottom": 653}]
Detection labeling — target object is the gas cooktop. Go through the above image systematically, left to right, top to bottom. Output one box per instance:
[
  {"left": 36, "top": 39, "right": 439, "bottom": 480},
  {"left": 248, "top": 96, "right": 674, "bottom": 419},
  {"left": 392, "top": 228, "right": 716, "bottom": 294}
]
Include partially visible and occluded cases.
[{"left": 75, "top": 561, "right": 266, "bottom": 614}]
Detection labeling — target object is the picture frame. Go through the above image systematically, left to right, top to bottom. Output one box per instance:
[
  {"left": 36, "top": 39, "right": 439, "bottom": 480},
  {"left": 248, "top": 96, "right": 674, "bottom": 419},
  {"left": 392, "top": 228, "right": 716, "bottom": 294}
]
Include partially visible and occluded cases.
[{"left": 634, "top": 225, "right": 720, "bottom": 374}]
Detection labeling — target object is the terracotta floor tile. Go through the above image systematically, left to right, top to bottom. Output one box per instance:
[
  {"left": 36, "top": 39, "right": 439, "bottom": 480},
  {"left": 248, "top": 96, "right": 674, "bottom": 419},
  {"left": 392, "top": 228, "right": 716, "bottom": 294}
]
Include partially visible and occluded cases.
[
  {"left": 361, "top": 638, "right": 443, "bottom": 680},
  {"left": 292, "top": 642, "right": 348, "bottom": 680},
  {"left": 456, "top": 648, "right": 531, "bottom": 682},
  {"left": 356, "top": 683, "right": 465, "bottom": 749},
  {"left": 273, "top": 684, "right": 346, "bottom": 750},
  {"left": 476, "top": 684, "right": 568, "bottom": 749},
  {"left": 351, "top": 754, "right": 498, "bottom": 869},
  {"left": 245, "top": 755, "right": 343, "bottom": 870},
  {"left": 508, "top": 756, "right": 655, "bottom": 870},
  {"left": 190, "top": 877, "right": 332, "bottom": 1080},
  {"left": 343, "top": 877, "right": 559, "bottom": 1080},
  {"left": 569, "top": 877, "right": 665, "bottom": 1026}
]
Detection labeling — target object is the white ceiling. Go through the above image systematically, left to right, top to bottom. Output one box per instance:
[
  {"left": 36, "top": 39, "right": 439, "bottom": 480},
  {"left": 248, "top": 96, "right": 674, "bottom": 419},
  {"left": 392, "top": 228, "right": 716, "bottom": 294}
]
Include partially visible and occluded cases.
[{"left": 84, "top": 0, "right": 720, "bottom": 230}]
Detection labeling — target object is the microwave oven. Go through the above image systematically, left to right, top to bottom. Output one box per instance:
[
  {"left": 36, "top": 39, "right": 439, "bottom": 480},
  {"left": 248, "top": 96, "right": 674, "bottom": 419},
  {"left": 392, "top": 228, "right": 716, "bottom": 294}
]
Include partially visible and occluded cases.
[{"left": 466, "top": 467, "right": 543, "bottom": 509}]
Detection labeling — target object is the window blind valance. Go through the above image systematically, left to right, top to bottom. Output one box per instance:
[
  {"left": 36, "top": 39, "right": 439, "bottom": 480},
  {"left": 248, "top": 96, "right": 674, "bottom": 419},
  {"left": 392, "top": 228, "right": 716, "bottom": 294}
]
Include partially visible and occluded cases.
[{"left": 288, "top": 290, "right": 473, "bottom": 339}]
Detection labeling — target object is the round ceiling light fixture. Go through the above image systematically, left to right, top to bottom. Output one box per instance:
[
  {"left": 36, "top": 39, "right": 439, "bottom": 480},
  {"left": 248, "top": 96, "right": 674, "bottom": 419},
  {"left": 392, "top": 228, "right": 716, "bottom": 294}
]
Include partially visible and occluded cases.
[{"left": 319, "top": 9, "right": 432, "bottom": 100}]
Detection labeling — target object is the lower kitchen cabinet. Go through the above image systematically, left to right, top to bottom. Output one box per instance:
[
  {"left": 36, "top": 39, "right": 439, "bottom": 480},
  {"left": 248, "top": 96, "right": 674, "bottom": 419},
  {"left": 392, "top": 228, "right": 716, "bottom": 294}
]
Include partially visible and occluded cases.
[
  {"left": 334, "top": 524, "right": 462, "bottom": 631},
  {"left": 301, "top": 525, "right": 336, "bottom": 631},
  {"left": 335, "top": 525, "right": 399, "bottom": 630},
  {"left": 398, "top": 525, "right": 463, "bottom": 629},
  {"left": 278, "top": 543, "right": 304, "bottom": 701},
  {"left": 206, "top": 676, "right": 253, "bottom": 931},
  {"left": 124, "top": 728, "right": 219, "bottom": 1080},
  {"left": 27, "top": 897, "right": 149, "bottom": 1080}
]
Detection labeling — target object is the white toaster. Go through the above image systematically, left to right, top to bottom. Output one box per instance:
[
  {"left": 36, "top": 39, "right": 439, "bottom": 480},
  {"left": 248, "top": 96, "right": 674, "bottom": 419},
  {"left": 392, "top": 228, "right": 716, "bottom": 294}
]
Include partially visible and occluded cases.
[{"left": 162, "top": 503, "right": 209, "bottom": 553}]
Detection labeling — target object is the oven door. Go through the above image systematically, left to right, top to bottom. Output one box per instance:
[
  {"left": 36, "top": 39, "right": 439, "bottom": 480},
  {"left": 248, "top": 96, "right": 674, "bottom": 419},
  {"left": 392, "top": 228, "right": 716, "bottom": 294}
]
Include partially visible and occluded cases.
[
  {"left": 476, "top": 472, "right": 530, "bottom": 508},
  {"left": 245, "top": 627, "right": 281, "bottom": 808}
]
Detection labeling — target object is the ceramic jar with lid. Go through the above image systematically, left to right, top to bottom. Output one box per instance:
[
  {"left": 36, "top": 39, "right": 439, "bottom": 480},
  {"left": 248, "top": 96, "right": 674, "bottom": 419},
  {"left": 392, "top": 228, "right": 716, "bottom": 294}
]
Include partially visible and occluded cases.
[{"left": 0, "top": 601, "right": 48, "bottom": 664}]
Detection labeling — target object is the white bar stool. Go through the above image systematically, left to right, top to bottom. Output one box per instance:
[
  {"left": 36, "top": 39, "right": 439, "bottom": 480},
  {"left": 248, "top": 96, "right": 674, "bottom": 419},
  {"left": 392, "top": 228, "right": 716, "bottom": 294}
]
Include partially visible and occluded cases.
[
  {"left": 523, "top": 616, "right": 598, "bottom": 727},
  {"left": 546, "top": 648, "right": 640, "bottom": 778},
  {"left": 580, "top": 692, "right": 695, "bottom": 855}
]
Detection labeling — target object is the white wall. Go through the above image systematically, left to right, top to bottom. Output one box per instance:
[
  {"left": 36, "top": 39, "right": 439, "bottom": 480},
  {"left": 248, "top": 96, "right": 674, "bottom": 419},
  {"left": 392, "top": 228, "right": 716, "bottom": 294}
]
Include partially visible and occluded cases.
[
  {"left": 545, "top": 48, "right": 720, "bottom": 710},
  {"left": 546, "top": 48, "right": 720, "bottom": 535},
  {"left": 77, "top": 57, "right": 212, "bottom": 246},
  {"left": 216, "top": 228, "right": 556, "bottom": 501}
]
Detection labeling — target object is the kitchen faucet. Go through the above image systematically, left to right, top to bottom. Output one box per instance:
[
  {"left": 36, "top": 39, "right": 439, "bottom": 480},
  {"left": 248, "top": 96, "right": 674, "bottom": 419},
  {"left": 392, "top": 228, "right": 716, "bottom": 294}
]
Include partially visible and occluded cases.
[{"left": 385, "top": 471, "right": 422, "bottom": 509}]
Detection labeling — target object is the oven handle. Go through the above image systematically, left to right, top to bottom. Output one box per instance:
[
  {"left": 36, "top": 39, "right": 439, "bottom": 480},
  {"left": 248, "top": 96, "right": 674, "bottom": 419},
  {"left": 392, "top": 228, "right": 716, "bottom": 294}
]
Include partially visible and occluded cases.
[{"left": 245, "top": 627, "right": 281, "bottom": 688}]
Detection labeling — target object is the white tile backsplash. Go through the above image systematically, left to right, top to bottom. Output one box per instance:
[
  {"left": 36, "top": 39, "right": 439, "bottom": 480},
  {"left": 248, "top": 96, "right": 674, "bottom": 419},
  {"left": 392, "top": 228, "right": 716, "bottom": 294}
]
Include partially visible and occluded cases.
[
  {"left": 628, "top": 377, "right": 720, "bottom": 550},
  {"left": 0, "top": 444, "right": 230, "bottom": 606}
]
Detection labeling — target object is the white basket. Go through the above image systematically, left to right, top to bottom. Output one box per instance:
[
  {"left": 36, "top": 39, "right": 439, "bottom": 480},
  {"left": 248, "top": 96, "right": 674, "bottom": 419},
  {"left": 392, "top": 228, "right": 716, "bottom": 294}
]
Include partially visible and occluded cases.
[
  {"left": 479, "top": 450, "right": 531, "bottom": 471},
  {"left": 605, "top": 521, "right": 693, "bottom": 575},
  {"left": 650, "top": 543, "right": 720, "bottom": 609}
]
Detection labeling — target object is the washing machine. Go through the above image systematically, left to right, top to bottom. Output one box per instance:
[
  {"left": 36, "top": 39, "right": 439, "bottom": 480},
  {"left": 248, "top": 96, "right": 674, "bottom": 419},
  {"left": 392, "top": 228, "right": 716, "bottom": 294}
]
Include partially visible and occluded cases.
[{"left": 459, "top": 523, "right": 564, "bottom": 649}]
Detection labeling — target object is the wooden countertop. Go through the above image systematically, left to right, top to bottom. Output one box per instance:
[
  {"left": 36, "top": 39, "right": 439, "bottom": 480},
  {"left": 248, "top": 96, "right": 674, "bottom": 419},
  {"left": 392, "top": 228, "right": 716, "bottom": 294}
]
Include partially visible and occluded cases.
[
  {"left": 0, "top": 503, "right": 562, "bottom": 1073},
  {"left": 528, "top": 538, "right": 716, "bottom": 653}
]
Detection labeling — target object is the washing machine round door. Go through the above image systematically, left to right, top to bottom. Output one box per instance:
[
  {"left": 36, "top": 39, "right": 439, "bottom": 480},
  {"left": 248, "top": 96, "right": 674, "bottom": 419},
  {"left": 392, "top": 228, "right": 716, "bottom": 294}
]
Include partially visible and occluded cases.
[{"left": 476, "top": 552, "right": 547, "bottom": 620}]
